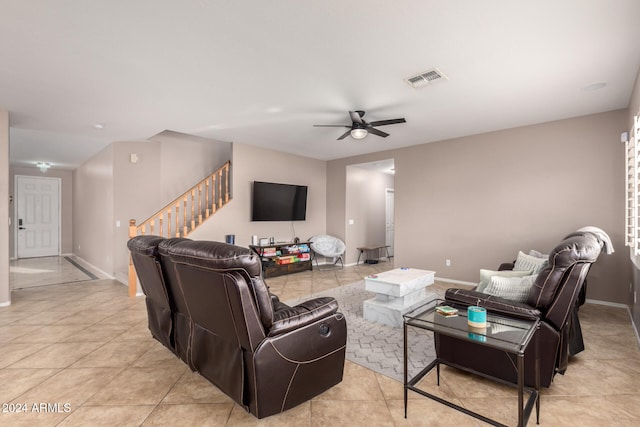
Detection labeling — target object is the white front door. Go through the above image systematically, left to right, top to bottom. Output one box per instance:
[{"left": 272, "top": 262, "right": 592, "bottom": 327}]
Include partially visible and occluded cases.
[
  {"left": 16, "top": 175, "right": 61, "bottom": 258},
  {"left": 385, "top": 188, "right": 395, "bottom": 257}
]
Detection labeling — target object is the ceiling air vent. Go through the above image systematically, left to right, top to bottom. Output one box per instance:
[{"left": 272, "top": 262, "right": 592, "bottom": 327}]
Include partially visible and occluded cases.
[{"left": 405, "top": 68, "right": 448, "bottom": 88}]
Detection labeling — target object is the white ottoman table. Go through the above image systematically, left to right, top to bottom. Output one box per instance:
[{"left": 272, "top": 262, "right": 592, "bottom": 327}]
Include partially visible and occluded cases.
[{"left": 363, "top": 267, "right": 436, "bottom": 328}]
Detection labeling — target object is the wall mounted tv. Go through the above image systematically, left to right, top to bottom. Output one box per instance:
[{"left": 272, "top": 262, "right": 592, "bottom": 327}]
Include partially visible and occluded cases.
[{"left": 251, "top": 181, "right": 308, "bottom": 221}]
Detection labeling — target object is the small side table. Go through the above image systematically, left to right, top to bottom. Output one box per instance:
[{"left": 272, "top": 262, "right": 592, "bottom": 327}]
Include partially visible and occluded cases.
[
  {"left": 356, "top": 245, "right": 391, "bottom": 264},
  {"left": 403, "top": 299, "right": 540, "bottom": 426}
]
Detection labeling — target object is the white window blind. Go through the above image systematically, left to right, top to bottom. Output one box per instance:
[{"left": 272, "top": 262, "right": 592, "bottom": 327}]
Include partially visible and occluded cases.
[
  {"left": 626, "top": 114, "right": 640, "bottom": 254},
  {"left": 626, "top": 130, "right": 635, "bottom": 248}
]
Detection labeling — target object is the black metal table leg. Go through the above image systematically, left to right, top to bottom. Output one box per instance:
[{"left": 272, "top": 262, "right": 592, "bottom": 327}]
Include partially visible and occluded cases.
[
  {"left": 404, "top": 322, "right": 408, "bottom": 418},
  {"left": 535, "top": 327, "right": 540, "bottom": 424},
  {"left": 518, "top": 353, "right": 524, "bottom": 427}
]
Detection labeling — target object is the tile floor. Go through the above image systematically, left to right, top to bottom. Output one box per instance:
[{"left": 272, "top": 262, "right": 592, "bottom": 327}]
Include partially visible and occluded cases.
[
  {"left": 9, "top": 256, "right": 103, "bottom": 290},
  {"left": 1, "top": 257, "right": 639, "bottom": 426}
]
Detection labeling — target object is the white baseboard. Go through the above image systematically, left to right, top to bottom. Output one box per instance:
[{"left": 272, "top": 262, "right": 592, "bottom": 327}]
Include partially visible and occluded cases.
[
  {"left": 67, "top": 254, "right": 114, "bottom": 280},
  {"left": 313, "top": 260, "right": 356, "bottom": 267},
  {"left": 114, "top": 271, "right": 144, "bottom": 297},
  {"left": 117, "top": 271, "right": 143, "bottom": 297},
  {"left": 114, "top": 272, "right": 128, "bottom": 286},
  {"left": 435, "top": 277, "right": 477, "bottom": 287},
  {"left": 584, "top": 298, "right": 628, "bottom": 308},
  {"left": 0, "top": 301, "right": 11, "bottom": 307},
  {"left": 629, "top": 308, "right": 640, "bottom": 347}
]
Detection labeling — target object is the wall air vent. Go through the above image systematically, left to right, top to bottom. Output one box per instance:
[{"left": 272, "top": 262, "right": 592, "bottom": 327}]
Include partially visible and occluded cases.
[{"left": 405, "top": 68, "right": 448, "bottom": 88}]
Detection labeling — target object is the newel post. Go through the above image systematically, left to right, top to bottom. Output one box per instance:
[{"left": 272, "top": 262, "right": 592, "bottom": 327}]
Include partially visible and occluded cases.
[{"left": 128, "top": 219, "right": 137, "bottom": 297}]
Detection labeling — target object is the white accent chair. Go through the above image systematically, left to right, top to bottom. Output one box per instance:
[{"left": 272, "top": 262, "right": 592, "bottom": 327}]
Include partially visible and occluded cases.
[{"left": 309, "top": 235, "right": 346, "bottom": 269}]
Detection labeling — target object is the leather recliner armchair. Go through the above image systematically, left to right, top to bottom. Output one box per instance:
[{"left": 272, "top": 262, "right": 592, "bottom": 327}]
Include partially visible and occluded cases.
[
  {"left": 436, "top": 232, "right": 602, "bottom": 388},
  {"left": 127, "top": 235, "right": 175, "bottom": 353},
  {"left": 127, "top": 236, "right": 193, "bottom": 362},
  {"left": 128, "top": 236, "right": 347, "bottom": 419},
  {"left": 157, "top": 237, "right": 193, "bottom": 366}
]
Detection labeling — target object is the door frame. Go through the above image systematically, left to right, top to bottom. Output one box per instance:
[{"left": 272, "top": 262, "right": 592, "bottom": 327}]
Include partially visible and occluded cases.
[
  {"left": 14, "top": 174, "right": 62, "bottom": 258},
  {"left": 385, "top": 187, "right": 395, "bottom": 257}
]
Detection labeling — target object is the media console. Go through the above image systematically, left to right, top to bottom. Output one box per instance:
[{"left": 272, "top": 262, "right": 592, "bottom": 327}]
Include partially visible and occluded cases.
[{"left": 249, "top": 241, "right": 312, "bottom": 278}]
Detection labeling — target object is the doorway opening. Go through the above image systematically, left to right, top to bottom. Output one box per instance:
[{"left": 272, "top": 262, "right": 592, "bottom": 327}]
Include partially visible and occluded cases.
[{"left": 345, "top": 159, "right": 395, "bottom": 263}]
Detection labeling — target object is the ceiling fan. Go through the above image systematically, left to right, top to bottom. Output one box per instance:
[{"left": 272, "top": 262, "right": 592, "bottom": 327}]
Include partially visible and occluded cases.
[{"left": 313, "top": 110, "right": 406, "bottom": 140}]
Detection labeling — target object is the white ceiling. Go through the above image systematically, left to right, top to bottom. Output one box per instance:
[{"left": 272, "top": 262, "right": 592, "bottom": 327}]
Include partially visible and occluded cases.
[
  {"left": 3, "top": 1, "right": 640, "bottom": 170},
  {"left": 351, "top": 159, "right": 395, "bottom": 176}
]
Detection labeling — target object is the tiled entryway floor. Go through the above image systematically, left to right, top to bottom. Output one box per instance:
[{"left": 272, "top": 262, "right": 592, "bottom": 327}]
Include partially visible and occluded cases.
[{"left": 1, "top": 258, "right": 639, "bottom": 426}]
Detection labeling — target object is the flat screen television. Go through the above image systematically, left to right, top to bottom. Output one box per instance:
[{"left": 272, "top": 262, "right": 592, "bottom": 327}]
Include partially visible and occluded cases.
[{"left": 251, "top": 181, "right": 308, "bottom": 221}]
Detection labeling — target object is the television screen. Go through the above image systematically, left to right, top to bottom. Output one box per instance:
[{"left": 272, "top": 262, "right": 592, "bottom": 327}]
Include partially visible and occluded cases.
[{"left": 251, "top": 181, "right": 307, "bottom": 221}]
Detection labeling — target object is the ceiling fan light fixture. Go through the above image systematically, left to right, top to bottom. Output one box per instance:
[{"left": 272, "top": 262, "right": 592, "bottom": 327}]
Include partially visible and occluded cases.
[
  {"left": 313, "top": 110, "right": 405, "bottom": 140},
  {"left": 350, "top": 128, "right": 368, "bottom": 140}
]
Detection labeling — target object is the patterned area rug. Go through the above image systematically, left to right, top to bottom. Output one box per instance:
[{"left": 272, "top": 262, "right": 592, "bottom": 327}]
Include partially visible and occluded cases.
[{"left": 286, "top": 280, "right": 441, "bottom": 381}]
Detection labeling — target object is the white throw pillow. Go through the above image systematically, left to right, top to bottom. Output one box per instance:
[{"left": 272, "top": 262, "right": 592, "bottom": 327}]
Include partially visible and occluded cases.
[
  {"left": 514, "top": 251, "right": 548, "bottom": 275},
  {"left": 477, "top": 269, "right": 532, "bottom": 293},
  {"left": 484, "top": 274, "right": 537, "bottom": 303}
]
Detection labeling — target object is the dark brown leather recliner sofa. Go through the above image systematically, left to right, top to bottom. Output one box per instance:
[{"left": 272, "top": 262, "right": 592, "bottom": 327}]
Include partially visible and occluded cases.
[
  {"left": 436, "top": 232, "right": 603, "bottom": 388},
  {"left": 128, "top": 236, "right": 347, "bottom": 418}
]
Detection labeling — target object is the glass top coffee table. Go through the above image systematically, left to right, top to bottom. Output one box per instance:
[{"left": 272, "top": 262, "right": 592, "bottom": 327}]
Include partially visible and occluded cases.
[{"left": 403, "top": 299, "right": 540, "bottom": 426}]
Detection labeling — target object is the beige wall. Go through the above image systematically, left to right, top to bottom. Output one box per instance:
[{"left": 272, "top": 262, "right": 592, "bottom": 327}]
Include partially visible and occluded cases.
[
  {"left": 629, "top": 70, "right": 640, "bottom": 128},
  {"left": 0, "top": 109, "right": 9, "bottom": 305},
  {"left": 329, "top": 110, "right": 630, "bottom": 304},
  {"left": 74, "top": 135, "right": 231, "bottom": 283},
  {"left": 159, "top": 137, "right": 231, "bottom": 204},
  {"left": 112, "top": 141, "right": 162, "bottom": 283},
  {"left": 189, "top": 143, "right": 327, "bottom": 247},
  {"left": 73, "top": 144, "right": 115, "bottom": 276},
  {"left": 345, "top": 166, "right": 394, "bottom": 264},
  {"left": 8, "top": 167, "right": 74, "bottom": 258}
]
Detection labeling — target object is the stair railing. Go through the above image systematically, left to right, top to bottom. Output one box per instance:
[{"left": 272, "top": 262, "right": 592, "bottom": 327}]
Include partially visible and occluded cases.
[{"left": 127, "top": 160, "right": 231, "bottom": 296}]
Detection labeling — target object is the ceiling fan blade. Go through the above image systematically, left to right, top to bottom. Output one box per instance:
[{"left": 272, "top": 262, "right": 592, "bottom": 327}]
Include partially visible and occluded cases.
[
  {"left": 349, "top": 111, "right": 364, "bottom": 124},
  {"left": 368, "top": 118, "right": 406, "bottom": 127},
  {"left": 313, "top": 124, "right": 350, "bottom": 127},
  {"left": 368, "top": 127, "right": 390, "bottom": 138},
  {"left": 337, "top": 130, "right": 352, "bottom": 140}
]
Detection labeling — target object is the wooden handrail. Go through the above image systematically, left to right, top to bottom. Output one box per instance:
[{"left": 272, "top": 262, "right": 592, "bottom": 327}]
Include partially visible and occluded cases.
[{"left": 127, "top": 161, "right": 231, "bottom": 296}]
